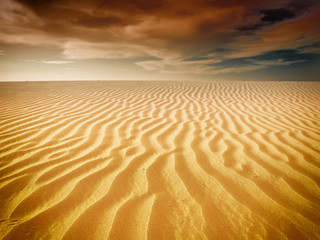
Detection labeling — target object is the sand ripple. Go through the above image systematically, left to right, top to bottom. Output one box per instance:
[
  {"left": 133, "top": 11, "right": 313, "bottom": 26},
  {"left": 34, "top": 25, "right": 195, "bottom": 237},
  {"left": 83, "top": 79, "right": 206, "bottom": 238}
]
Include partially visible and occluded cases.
[{"left": 0, "top": 81, "right": 320, "bottom": 239}]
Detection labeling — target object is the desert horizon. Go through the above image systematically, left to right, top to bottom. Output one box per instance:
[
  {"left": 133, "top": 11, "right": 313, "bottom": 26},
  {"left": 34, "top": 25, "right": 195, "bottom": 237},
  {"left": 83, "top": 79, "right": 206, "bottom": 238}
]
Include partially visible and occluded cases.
[{"left": 0, "top": 80, "right": 319, "bottom": 239}]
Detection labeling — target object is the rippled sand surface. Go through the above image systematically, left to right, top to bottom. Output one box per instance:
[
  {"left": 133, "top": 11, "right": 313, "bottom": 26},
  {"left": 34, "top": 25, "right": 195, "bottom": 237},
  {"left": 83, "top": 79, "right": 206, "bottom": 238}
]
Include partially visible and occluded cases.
[{"left": 0, "top": 81, "right": 320, "bottom": 240}]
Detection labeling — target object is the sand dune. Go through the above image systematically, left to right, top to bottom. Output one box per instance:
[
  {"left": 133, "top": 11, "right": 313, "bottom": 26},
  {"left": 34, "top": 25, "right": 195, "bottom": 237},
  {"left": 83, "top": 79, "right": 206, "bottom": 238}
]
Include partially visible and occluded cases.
[{"left": 0, "top": 80, "right": 319, "bottom": 239}]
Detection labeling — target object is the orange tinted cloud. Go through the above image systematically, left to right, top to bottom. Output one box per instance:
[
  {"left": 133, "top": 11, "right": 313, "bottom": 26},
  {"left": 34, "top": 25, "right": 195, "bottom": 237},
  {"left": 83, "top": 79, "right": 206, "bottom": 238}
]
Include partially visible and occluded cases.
[{"left": 0, "top": 0, "right": 319, "bottom": 79}]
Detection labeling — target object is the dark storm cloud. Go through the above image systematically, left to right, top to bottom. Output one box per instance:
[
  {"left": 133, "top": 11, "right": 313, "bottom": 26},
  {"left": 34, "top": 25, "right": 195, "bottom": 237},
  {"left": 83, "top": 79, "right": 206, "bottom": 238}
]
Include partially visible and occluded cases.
[
  {"left": 10, "top": 0, "right": 318, "bottom": 45},
  {"left": 15, "top": 0, "right": 56, "bottom": 12},
  {"left": 15, "top": 0, "right": 167, "bottom": 16},
  {"left": 95, "top": 0, "right": 165, "bottom": 12},
  {"left": 238, "top": 0, "right": 319, "bottom": 32},
  {"left": 288, "top": 0, "right": 319, "bottom": 10},
  {"left": 239, "top": 8, "right": 297, "bottom": 31},
  {"left": 260, "top": 8, "right": 295, "bottom": 23}
]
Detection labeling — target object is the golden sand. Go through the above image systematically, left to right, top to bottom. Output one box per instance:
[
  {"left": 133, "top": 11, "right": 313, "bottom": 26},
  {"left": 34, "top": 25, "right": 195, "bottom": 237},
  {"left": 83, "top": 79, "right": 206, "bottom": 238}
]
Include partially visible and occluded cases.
[{"left": 0, "top": 81, "right": 319, "bottom": 240}]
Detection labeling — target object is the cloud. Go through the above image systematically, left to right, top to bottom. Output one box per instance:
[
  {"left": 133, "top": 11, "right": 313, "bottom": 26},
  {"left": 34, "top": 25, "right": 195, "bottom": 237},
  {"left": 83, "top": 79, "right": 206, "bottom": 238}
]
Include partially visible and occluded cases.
[
  {"left": 1, "top": 0, "right": 319, "bottom": 80},
  {"left": 2, "top": 0, "right": 319, "bottom": 59},
  {"left": 15, "top": 0, "right": 56, "bottom": 11},
  {"left": 237, "top": 0, "right": 320, "bottom": 36},
  {"left": 228, "top": 6, "right": 320, "bottom": 59},
  {"left": 238, "top": 8, "right": 297, "bottom": 31},
  {"left": 260, "top": 8, "right": 295, "bottom": 23},
  {"left": 73, "top": 16, "right": 127, "bottom": 28},
  {"left": 62, "top": 41, "right": 148, "bottom": 60},
  {"left": 298, "top": 42, "right": 320, "bottom": 53},
  {"left": 136, "top": 47, "right": 315, "bottom": 76},
  {"left": 300, "top": 47, "right": 320, "bottom": 54},
  {"left": 136, "top": 54, "right": 222, "bottom": 74},
  {"left": 136, "top": 57, "right": 265, "bottom": 75},
  {"left": 25, "top": 59, "right": 74, "bottom": 64},
  {"left": 250, "top": 59, "right": 306, "bottom": 66},
  {"left": 41, "top": 60, "right": 74, "bottom": 64},
  {"left": 210, "top": 65, "right": 264, "bottom": 74}
]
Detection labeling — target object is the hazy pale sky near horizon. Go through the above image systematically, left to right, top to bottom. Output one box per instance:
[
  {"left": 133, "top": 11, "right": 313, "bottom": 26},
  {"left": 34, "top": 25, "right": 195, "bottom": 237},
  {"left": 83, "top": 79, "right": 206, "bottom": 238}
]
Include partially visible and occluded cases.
[{"left": 0, "top": 0, "right": 319, "bottom": 81}]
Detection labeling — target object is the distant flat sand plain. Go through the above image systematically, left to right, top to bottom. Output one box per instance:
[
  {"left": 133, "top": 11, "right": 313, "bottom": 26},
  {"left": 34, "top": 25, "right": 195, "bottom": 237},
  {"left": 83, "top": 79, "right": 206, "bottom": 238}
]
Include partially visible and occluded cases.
[{"left": 0, "top": 80, "right": 320, "bottom": 240}]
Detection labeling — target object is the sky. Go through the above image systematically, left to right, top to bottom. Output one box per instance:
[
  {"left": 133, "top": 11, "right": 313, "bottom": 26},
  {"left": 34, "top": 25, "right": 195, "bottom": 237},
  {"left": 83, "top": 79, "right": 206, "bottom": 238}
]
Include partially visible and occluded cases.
[{"left": 0, "top": 0, "right": 319, "bottom": 81}]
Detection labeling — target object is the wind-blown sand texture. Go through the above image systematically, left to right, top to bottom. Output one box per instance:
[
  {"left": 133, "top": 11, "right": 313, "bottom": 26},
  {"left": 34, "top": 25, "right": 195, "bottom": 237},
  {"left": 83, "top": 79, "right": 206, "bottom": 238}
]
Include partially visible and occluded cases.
[{"left": 0, "top": 81, "right": 320, "bottom": 240}]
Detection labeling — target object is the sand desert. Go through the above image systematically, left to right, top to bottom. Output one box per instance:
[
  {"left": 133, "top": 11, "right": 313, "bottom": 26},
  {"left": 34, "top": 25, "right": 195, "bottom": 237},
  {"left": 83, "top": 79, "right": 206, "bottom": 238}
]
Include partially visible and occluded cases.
[{"left": 0, "top": 80, "right": 319, "bottom": 239}]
